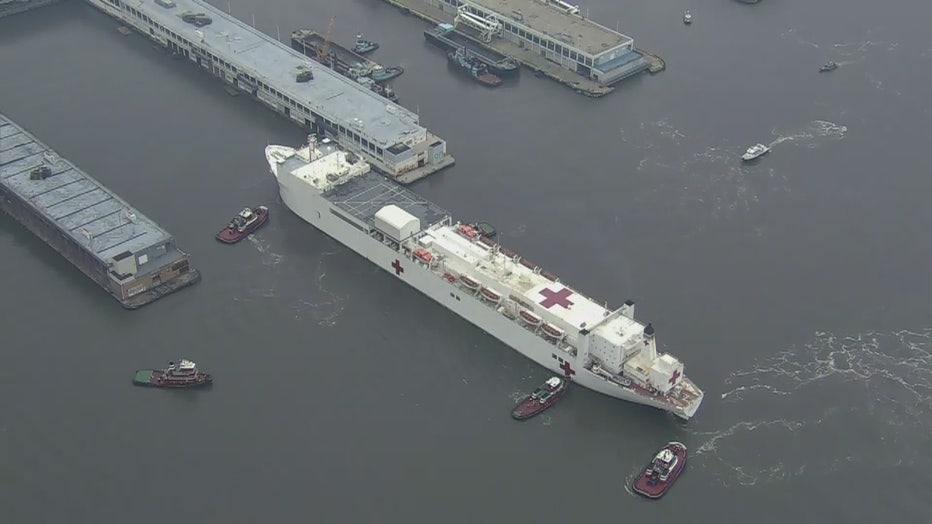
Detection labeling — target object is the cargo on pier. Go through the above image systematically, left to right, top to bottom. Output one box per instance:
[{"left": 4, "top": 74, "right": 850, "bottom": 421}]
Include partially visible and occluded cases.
[{"left": 0, "top": 114, "right": 200, "bottom": 309}]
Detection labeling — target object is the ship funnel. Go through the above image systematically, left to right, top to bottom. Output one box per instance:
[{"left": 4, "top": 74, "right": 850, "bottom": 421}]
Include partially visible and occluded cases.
[{"left": 620, "top": 299, "right": 635, "bottom": 319}]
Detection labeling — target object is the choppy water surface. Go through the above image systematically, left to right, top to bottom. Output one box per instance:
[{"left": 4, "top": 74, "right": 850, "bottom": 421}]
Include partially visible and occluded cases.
[{"left": 1, "top": 0, "right": 930, "bottom": 522}]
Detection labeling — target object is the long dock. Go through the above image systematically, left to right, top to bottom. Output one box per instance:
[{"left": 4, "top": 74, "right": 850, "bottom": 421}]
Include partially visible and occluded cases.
[
  {"left": 84, "top": 0, "right": 454, "bottom": 184},
  {"left": 379, "top": 0, "right": 664, "bottom": 98},
  {"left": 0, "top": 113, "right": 201, "bottom": 309}
]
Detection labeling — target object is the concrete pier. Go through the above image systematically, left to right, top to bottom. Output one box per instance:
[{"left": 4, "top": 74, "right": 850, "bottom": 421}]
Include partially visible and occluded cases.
[
  {"left": 378, "top": 0, "right": 663, "bottom": 98},
  {"left": 0, "top": 113, "right": 201, "bottom": 309}
]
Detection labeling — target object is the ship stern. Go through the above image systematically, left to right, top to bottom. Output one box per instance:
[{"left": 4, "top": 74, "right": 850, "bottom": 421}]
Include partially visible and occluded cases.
[{"left": 673, "top": 376, "right": 704, "bottom": 420}]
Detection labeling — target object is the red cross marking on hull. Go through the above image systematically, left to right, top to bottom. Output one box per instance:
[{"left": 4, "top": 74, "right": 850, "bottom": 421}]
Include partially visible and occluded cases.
[
  {"left": 391, "top": 259, "right": 404, "bottom": 276},
  {"left": 539, "top": 287, "right": 574, "bottom": 309},
  {"left": 560, "top": 359, "right": 576, "bottom": 378},
  {"left": 669, "top": 369, "right": 681, "bottom": 385}
]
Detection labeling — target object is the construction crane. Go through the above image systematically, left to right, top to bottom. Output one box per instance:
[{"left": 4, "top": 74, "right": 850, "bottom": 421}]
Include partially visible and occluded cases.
[{"left": 316, "top": 16, "right": 335, "bottom": 61}]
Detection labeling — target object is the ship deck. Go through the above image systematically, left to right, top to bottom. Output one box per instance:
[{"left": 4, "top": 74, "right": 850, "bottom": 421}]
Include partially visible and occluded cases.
[
  {"left": 427, "top": 25, "right": 512, "bottom": 64},
  {"left": 291, "top": 30, "right": 373, "bottom": 69},
  {"left": 0, "top": 114, "right": 175, "bottom": 265},
  {"left": 323, "top": 170, "right": 449, "bottom": 230}
]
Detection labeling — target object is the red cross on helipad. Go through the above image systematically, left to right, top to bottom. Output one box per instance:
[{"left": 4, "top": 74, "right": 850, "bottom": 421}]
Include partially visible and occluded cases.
[
  {"left": 391, "top": 259, "right": 404, "bottom": 276},
  {"left": 539, "top": 287, "right": 574, "bottom": 309},
  {"left": 560, "top": 359, "right": 576, "bottom": 378},
  {"left": 668, "top": 369, "right": 681, "bottom": 385}
]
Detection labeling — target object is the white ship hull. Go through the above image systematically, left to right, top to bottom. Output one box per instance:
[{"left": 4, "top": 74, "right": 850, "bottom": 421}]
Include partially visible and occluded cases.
[{"left": 270, "top": 149, "right": 701, "bottom": 419}]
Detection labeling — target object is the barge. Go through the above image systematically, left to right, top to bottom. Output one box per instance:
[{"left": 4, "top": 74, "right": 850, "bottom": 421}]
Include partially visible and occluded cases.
[
  {"left": 425, "top": 23, "right": 519, "bottom": 76},
  {"left": 0, "top": 114, "right": 200, "bottom": 309}
]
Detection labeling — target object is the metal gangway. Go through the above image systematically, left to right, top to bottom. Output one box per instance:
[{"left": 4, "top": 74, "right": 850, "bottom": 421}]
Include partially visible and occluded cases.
[{"left": 454, "top": 4, "right": 503, "bottom": 43}]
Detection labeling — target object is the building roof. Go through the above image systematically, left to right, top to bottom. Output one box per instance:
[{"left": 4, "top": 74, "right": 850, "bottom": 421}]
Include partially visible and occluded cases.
[
  {"left": 138, "top": 0, "right": 424, "bottom": 147},
  {"left": 467, "top": 0, "right": 633, "bottom": 56},
  {"left": 0, "top": 114, "right": 173, "bottom": 263}
]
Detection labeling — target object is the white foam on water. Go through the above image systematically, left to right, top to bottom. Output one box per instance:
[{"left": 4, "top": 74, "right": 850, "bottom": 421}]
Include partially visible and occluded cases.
[
  {"left": 247, "top": 234, "right": 283, "bottom": 266},
  {"left": 291, "top": 250, "right": 349, "bottom": 326},
  {"left": 690, "top": 329, "right": 932, "bottom": 487}
]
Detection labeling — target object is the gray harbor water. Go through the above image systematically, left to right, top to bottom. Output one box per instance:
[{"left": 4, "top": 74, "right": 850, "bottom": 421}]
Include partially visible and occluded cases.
[{"left": 1, "top": 1, "right": 930, "bottom": 522}]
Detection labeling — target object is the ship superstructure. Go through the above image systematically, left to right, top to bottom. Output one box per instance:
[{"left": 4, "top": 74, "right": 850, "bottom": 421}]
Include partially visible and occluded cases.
[{"left": 266, "top": 137, "right": 704, "bottom": 420}]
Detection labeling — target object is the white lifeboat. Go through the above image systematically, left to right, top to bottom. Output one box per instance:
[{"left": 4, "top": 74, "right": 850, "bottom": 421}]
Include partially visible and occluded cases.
[
  {"left": 456, "top": 224, "right": 477, "bottom": 240},
  {"left": 413, "top": 248, "right": 433, "bottom": 264},
  {"left": 459, "top": 275, "right": 481, "bottom": 290},
  {"left": 479, "top": 286, "right": 502, "bottom": 304},
  {"left": 518, "top": 309, "right": 542, "bottom": 326},
  {"left": 542, "top": 322, "right": 566, "bottom": 340}
]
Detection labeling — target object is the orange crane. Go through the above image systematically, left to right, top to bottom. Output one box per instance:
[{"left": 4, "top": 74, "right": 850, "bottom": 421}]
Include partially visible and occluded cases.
[{"left": 316, "top": 16, "right": 335, "bottom": 61}]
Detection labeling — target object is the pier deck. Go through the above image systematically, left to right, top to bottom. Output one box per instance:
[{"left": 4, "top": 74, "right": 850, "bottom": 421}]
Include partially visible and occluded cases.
[
  {"left": 84, "top": 0, "right": 453, "bottom": 184},
  {"left": 380, "top": 0, "right": 662, "bottom": 97},
  {"left": 0, "top": 114, "right": 200, "bottom": 309}
]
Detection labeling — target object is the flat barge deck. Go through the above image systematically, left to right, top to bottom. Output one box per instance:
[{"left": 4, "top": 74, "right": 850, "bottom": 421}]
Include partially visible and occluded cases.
[
  {"left": 424, "top": 23, "right": 519, "bottom": 76},
  {"left": 290, "top": 30, "right": 401, "bottom": 103},
  {"left": 0, "top": 113, "right": 201, "bottom": 309}
]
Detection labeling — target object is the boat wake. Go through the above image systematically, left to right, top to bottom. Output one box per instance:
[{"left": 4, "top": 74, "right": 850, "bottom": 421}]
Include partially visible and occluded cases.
[
  {"left": 767, "top": 119, "right": 847, "bottom": 149},
  {"left": 247, "top": 235, "right": 283, "bottom": 266},
  {"left": 290, "top": 250, "right": 350, "bottom": 326},
  {"left": 690, "top": 329, "right": 932, "bottom": 487}
]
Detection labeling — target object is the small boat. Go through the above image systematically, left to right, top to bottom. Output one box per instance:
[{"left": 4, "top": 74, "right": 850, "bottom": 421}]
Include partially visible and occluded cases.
[
  {"left": 683, "top": 10, "right": 692, "bottom": 24},
  {"left": 352, "top": 34, "right": 379, "bottom": 55},
  {"left": 447, "top": 47, "right": 502, "bottom": 87},
  {"left": 819, "top": 61, "right": 838, "bottom": 72},
  {"left": 368, "top": 65, "right": 404, "bottom": 83},
  {"left": 741, "top": 143, "right": 770, "bottom": 161},
  {"left": 216, "top": 205, "right": 269, "bottom": 243},
  {"left": 470, "top": 221, "right": 496, "bottom": 238},
  {"left": 456, "top": 224, "right": 478, "bottom": 239},
  {"left": 413, "top": 248, "right": 434, "bottom": 264},
  {"left": 459, "top": 275, "right": 481, "bottom": 290},
  {"left": 479, "top": 286, "right": 502, "bottom": 303},
  {"left": 519, "top": 309, "right": 543, "bottom": 326},
  {"left": 542, "top": 322, "right": 567, "bottom": 340},
  {"left": 133, "top": 359, "right": 212, "bottom": 388},
  {"left": 512, "top": 376, "right": 568, "bottom": 420},
  {"left": 632, "top": 442, "right": 688, "bottom": 499}
]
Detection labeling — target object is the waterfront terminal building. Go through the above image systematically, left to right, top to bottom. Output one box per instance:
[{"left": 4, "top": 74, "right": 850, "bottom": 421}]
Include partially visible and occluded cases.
[
  {"left": 86, "top": 0, "right": 454, "bottom": 182},
  {"left": 432, "top": 0, "right": 648, "bottom": 84}
]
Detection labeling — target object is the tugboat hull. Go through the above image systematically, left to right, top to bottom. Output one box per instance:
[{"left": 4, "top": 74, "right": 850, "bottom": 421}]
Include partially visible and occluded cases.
[
  {"left": 216, "top": 206, "right": 269, "bottom": 243},
  {"left": 133, "top": 369, "right": 213, "bottom": 388},
  {"left": 511, "top": 377, "right": 568, "bottom": 420},
  {"left": 632, "top": 442, "right": 688, "bottom": 499}
]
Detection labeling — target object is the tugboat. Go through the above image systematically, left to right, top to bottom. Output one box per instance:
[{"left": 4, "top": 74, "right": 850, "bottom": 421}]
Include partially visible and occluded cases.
[
  {"left": 683, "top": 10, "right": 692, "bottom": 24},
  {"left": 352, "top": 33, "right": 379, "bottom": 55},
  {"left": 447, "top": 47, "right": 502, "bottom": 87},
  {"left": 819, "top": 61, "right": 838, "bottom": 72},
  {"left": 367, "top": 65, "right": 404, "bottom": 83},
  {"left": 741, "top": 143, "right": 770, "bottom": 161},
  {"left": 216, "top": 206, "right": 269, "bottom": 243},
  {"left": 470, "top": 221, "right": 497, "bottom": 239},
  {"left": 133, "top": 359, "right": 212, "bottom": 388},
  {"left": 511, "top": 376, "right": 569, "bottom": 420},
  {"left": 632, "top": 442, "right": 688, "bottom": 499}
]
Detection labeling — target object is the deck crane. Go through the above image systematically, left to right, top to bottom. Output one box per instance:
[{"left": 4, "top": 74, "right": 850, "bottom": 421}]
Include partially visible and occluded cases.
[{"left": 316, "top": 16, "right": 335, "bottom": 62}]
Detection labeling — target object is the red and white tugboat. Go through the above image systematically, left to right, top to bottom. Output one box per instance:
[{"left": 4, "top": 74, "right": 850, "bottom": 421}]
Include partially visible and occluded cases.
[
  {"left": 216, "top": 206, "right": 269, "bottom": 243},
  {"left": 511, "top": 376, "right": 568, "bottom": 420},
  {"left": 632, "top": 442, "right": 688, "bottom": 499}
]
